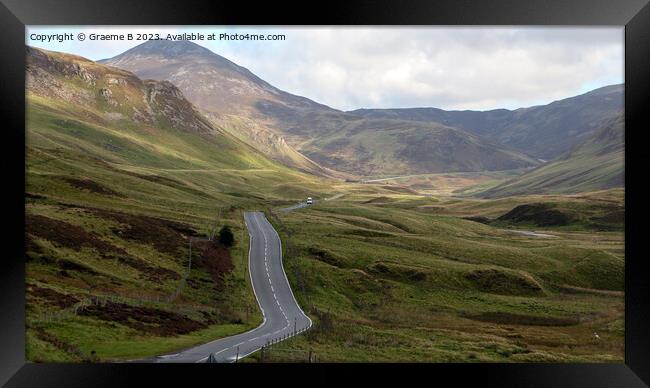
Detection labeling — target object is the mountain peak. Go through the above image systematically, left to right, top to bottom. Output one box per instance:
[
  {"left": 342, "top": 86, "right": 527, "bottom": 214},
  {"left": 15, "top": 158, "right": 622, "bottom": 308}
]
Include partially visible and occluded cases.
[
  {"left": 99, "top": 39, "right": 261, "bottom": 86},
  {"left": 109, "top": 39, "right": 213, "bottom": 59},
  {"left": 101, "top": 40, "right": 334, "bottom": 115}
]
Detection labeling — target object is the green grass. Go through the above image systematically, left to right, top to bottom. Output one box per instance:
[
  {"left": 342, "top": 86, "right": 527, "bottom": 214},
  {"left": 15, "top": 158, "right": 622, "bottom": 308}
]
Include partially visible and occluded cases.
[
  {"left": 25, "top": 48, "right": 624, "bottom": 363},
  {"left": 25, "top": 86, "right": 333, "bottom": 362},
  {"left": 475, "top": 116, "right": 624, "bottom": 198},
  {"left": 261, "top": 190, "right": 624, "bottom": 362},
  {"left": 43, "top": 318, "right": 258, "bottom": 360}
]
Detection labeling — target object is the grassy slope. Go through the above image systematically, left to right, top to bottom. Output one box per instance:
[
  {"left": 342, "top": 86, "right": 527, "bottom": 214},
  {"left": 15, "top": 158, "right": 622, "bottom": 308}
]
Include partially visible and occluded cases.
[
  {"left": 99, "top": 40, "right": 345, "bottom": 179},
  {"left": 99, "top": 41, "right": 538, "bottom": 178},
  {"left": 27, "top": 47, "right": 624, "bottom": 364},
  {"left": 25, "top": 77, "right": 336, "bottom": 361},
  {"left": 351, "top": 84, "right": 623, "bottom": 161},
  {"left": 27, "top": 91, "right": 625, "bottom": 363},
  {"left": 278, "top": 112, "right": 539, "bottom": 177},
  {"left": 474, "top": 117, "right": 624, "bottom": 198},
  {"left": 360, "top": 169, "right": 531, "bottom": 197},
  {"left": 259, "top": 189, "right": 623, "bottom": 362}
]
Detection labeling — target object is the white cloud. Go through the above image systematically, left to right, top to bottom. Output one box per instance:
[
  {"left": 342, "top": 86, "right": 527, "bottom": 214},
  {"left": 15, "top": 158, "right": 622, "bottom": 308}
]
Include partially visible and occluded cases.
[{"left": 26, "top": 26, "right": 623, "bottom": 111}]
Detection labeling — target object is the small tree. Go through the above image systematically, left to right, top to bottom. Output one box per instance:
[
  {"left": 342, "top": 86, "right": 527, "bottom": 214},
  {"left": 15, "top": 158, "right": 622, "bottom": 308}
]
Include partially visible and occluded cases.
[{"left": 218, "top": 225, "right": 235, "bottom": 247}]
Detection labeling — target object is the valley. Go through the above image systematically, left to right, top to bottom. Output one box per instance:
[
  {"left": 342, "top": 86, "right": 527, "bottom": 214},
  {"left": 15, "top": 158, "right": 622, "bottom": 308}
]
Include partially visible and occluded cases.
[
  {"left": 25, "top": 41, "right": 624, "bottom": 363},
  {"left": 100, "top": 41, "right": 541, "bottom": 177},
  {"left": 25, "top": 46, "right": 334, "bottom": 361},
  {"left": 258, "top": 188, "right": 624, "bottom": 362}
]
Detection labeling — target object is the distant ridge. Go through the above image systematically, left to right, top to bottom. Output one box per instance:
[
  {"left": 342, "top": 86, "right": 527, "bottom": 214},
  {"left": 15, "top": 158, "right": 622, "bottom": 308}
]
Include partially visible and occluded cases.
[
  {"left": 101, "top": 40, "right": 541, "bottom": 176},
  {"left": 101, "top": 40, "right": 345, "bottom": 178},
  {"left": 351, "top": 84, "right": 623, "bottom": 160},
  {"left": 474, "top": 115, "right": 624, "bottom": 197}
]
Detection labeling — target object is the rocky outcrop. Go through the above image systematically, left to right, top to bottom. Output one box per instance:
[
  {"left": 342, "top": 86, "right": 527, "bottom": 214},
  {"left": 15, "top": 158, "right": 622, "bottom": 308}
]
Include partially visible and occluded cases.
[{"left": 27, "top": 46, "right": 215, "bottom": 134}]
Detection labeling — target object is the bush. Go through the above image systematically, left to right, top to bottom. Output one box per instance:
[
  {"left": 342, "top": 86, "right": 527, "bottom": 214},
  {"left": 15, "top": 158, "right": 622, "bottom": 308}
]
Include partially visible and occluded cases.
[{"left": 218, "top": 225, "right": 235, "bottom": 247}]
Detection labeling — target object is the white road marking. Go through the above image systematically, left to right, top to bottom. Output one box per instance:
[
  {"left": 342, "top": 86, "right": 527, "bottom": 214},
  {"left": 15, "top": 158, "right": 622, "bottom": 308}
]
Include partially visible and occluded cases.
[{"left": 183, "top": 212, "right": 311, "bottom": 363}]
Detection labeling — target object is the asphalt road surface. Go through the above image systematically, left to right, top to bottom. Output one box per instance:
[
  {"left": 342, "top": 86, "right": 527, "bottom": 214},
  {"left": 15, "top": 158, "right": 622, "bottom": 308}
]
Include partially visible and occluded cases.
[
  {"left": 280, "top": 200, "right": 314, "bottom": 212},
  {"left": 154, "top": 211, "right": 312, "bottom": 363}
]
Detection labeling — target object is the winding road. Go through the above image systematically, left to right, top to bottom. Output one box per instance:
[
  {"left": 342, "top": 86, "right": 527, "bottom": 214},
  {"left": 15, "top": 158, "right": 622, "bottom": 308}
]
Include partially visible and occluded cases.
[
  {"left": 279, "top": 200, "right": 313, "bottom": 212},
  {"left": 154, "top": 211, "right": 312, "bottom": 363}
]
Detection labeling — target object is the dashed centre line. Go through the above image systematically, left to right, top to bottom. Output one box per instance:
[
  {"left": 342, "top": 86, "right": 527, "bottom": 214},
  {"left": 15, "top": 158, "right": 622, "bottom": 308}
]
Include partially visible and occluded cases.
[{"left": 181, "top": 212, "right": 312, "bottom": 363}]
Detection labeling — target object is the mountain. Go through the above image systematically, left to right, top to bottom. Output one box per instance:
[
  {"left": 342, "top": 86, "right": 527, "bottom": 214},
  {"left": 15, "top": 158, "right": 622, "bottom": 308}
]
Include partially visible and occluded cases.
[
  {"left": 100, "top": 40, "right": 341, "bottom": 178},
  {"left": 100, "top": 40, "right": 332, "bottom": 117},
  {"left": 101, "top": 40, "right": 540, "bottom": 177},
  {"left": 26, "top": 46, "right": 332, "bottom": 199},
  {"left": 26, "top": 46, "right": 340, "bottom": 362},
  {"left": 28, "top": 46, "right": 215, "bottom": 135},
  {"left": 351, "top": 84, "right": 624, "bottom": 160},
  {"left": 254, "top": 104, "right": 539, "bottom": 175},
  {"left": 474, "top": 115, "right": 624, "bottom": 198}
]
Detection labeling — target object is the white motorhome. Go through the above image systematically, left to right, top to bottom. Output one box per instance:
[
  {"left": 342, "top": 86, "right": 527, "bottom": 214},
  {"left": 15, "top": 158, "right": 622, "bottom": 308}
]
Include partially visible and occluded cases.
[{"left": 306, "top": 197, "right": 313, "bottom": 204}]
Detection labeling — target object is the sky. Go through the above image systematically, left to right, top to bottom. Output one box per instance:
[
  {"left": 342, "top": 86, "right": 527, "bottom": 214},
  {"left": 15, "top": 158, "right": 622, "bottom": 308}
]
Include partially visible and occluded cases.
[{"left": 26, "top": 26, "right": 624, "bottom": 111}]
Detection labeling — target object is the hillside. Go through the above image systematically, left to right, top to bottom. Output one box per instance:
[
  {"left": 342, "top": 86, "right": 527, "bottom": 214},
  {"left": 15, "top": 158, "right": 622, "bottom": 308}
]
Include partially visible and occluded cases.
[
  {"left": 99, "top": 40, "right": 342, "bottom": 178},
  {"left": 101, "top": 40, "right": 540, "bottom": 177},
  {"left": 25, "top": 44, "right": 624, "bottom": 363},
  {"left": 25, "top": 46, "right": 336, "bottom": 362},
  {"left": 26, "top": 46, "right": 332, "bottom": 195},
  {"left": 28, "top": 47, "right": 215, "bottom": 135},
  {"left": 351, "top": 84, "right": 624, "bottom": 160},
  {"left": 255, "top": 101, "right": 539, "bottom": 176},
  {"left": 475, "top": 116, "right": 624, "bottom": 198},
  {"left": 259, "top": 189, "right": 624, "bottom": 362}
]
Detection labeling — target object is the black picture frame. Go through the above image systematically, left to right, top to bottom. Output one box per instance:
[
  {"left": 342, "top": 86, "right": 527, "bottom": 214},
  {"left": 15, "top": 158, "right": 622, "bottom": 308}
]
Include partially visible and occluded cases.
[{"left": 2, "top": 0, "right": 648, "bottom": 386}]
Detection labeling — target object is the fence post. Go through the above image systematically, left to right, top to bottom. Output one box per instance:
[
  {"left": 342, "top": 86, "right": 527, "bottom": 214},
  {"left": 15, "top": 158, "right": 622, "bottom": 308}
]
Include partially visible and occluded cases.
[{"left": 241, "top": 225, "right": 246, "bottom": 268}]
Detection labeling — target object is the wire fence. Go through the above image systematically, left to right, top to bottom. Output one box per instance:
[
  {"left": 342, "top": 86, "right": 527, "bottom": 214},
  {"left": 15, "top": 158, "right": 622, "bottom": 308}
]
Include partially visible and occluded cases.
[
  {"left": 30, "top": 205, "right": 275, "bottom": 362},
  {"left": 167, "top": 207, "right": 225, "bottom": 303},
  {"left": 205, "top": 210, "right": 321, "bottom": 364},
  {"left": 166, "top": 235, "right": 210, "bottom": 303},
  {"left": 258, "top": 326, "right": 316, "bottom": 363}
]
